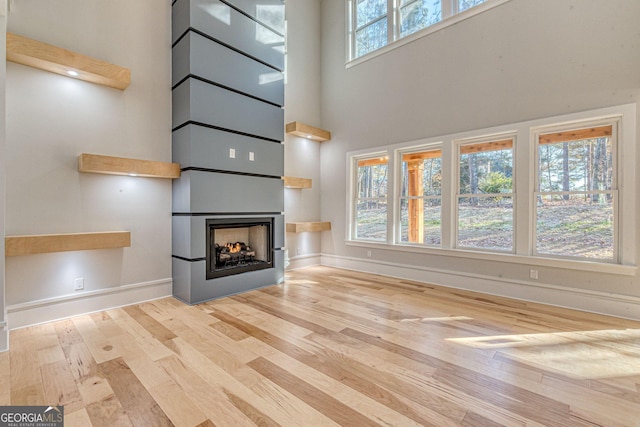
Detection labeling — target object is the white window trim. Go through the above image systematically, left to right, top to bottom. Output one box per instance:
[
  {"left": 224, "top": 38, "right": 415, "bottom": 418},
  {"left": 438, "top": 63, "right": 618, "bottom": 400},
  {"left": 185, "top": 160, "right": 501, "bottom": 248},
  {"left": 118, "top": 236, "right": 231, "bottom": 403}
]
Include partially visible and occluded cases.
[
  {"left": 346, "top": 0, "right": 513, "bottom": 68},
  {"left": 345, "top": 103, "right": 637, "bottom": 276},
  {"left": 531, "top": 116, "right": 622, "bottom": 263},
  {"left": 454, "top": 133, "right": 517, "bottom": 253},
  {"left": 395, "top": 143, "right": 444, "bottom": 247},
  {"left": 349, "top": 151, "right": 391, "bottom": 242}
]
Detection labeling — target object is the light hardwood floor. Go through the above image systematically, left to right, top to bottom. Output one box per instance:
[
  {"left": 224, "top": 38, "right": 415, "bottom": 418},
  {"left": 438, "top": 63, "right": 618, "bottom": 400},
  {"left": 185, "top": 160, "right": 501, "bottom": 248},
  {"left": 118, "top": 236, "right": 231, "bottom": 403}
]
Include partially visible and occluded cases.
[{"left": 2, "top": 266, "right": 640, "bottom": 426}]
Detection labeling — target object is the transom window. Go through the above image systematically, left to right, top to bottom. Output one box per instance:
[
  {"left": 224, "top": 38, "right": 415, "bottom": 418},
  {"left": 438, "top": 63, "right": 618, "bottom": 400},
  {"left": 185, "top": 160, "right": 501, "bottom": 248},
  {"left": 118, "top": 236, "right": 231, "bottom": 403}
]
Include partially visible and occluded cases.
[
  {"left": 349, "top": 0, "right": 505, "bottom": 61},
  {"left": 354, "top": 0, "right": 389, "bottom": 58},
  {"left": 399, "top": 0, "right": 442, "bottom": 38}
]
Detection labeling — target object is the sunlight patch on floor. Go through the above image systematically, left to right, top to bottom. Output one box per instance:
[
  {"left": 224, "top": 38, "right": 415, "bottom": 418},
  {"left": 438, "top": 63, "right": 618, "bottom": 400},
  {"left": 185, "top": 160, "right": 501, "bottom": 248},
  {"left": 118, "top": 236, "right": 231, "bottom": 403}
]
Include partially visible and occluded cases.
[{"left": 447, "top": 328, "right": 640, "bottom": 379}]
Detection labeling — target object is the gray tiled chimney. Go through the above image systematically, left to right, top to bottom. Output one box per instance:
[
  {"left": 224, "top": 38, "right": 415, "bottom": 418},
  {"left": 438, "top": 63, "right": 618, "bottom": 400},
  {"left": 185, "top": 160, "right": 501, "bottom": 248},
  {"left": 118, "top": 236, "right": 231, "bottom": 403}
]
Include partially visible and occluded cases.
[{"left": 171, "top": 0, "right": 285, "bottom": 304}]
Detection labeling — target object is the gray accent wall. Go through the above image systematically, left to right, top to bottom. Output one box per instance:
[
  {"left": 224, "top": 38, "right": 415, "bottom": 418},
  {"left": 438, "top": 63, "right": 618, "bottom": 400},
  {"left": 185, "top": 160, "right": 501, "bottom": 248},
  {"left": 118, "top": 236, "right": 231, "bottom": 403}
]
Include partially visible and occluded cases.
[
  {"left": 172, "top": 0, "right": 285, "bottom": 304},
  {"left": 172, "top": 0, "right": 284, "bottom": 69},
  {"left": 172, "top": 31, "right": 284, "bottom": 106},
  {"left": 172, "top": 78, "right": 284, "bottom": 141},
  {"left": 173, "top": 125, "right": 284, "bottom": 175},
  {"left": 173, "top": 171, "right": 284, "bottom": 213}
]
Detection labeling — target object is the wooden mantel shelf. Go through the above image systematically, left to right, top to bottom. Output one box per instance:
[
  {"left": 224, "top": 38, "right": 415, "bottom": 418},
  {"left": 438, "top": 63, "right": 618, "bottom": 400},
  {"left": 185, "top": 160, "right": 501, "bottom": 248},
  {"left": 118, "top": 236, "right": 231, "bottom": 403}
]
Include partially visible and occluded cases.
[
  {"left": 6, "top": 32, "right": 131, "bottom": 90},
  {"left": 285, "top": 122, "right": 331, "bottom": 142},
  {"left": 78, "top": 153, "right": 181, "bottom": 179},
  {"left": 282, "top": 176, "right": 312, "bottom": 189},
  {"left": 286, "top": 222, "right": 331, "bottom": 233},
  {"left": 5, "top": 231, "right": 131, "bottom": 257}
]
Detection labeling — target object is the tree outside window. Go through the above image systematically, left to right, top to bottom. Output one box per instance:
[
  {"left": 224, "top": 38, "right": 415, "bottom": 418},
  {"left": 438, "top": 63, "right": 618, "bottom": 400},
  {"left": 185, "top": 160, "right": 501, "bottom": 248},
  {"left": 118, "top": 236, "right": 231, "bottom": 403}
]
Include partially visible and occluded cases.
[
  {"left": 351, "top": 0, "right": 490, "bottom": 59},
  {"left": 354, "top": 0, "right": 388, "bottom": 58},
  {"left": 399, "top": 0, "right": 442, "bottom": 38},
  {"left": 458, "top": 0, "right": 487, "bottom": 12},
  {"left": 348, "top": 108, "right": 630, "bottom": 267},
  {"left": 535, "top": 125, "right": 616, "bottom": 260},
  {"left": 457, "top": 138, "right": 514, "bottom": 251},
  {"left": 354, "top": 156, "right": 389, "bottom": 241}
]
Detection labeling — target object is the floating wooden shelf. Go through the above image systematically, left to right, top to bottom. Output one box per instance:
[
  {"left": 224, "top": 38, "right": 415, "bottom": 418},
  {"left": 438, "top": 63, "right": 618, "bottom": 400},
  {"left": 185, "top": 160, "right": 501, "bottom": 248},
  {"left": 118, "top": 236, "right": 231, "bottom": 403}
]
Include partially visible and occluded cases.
[
  {"left": 6, "top": 32, "right": 131, "bottom": 90},
  {"left": 285, "top": 122, "right": 331, "bottom": 142},
  {"left": 78, "top": 153, "right": 181, "bottom": 179},
  {"left": 282, "top": 176, "right": 312, "bottom": 189},
  {"left": 286, "top": 222, "right": 331, "bottom": 233},
  {"left": 5, "top": 231, "right": 131, "bottom": 257}
]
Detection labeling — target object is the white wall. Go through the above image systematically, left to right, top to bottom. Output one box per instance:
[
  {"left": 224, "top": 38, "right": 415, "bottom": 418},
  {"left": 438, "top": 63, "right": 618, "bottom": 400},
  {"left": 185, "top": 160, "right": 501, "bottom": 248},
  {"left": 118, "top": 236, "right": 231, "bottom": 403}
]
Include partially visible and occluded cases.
[
  {"left": 0, "top": 0, "right": 7, "bottom": 351},
  {"left": 5, "top": 0, "right": 172, "bottom": 327},
  {"left": 283, "top": 0, "right": 323, "bottom": 269},
  {"left": 318, "top": 0, "right": 640, "bottom": 318}
]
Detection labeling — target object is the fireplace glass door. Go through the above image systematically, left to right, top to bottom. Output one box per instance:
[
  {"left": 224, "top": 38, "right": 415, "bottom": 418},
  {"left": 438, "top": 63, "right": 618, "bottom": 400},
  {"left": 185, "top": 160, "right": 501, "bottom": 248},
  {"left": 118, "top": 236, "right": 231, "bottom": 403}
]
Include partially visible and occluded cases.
[{"left": 206, "top": 218, "right": 273, "bottom": 279}]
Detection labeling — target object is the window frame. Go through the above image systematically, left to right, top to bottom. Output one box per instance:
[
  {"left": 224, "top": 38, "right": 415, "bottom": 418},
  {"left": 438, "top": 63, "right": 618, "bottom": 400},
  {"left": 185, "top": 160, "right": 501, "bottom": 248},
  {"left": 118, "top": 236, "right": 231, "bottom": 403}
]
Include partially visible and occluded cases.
[
  {"left": 347, "top": 0, "right": 513, "bottom": 66},
  {"left": 350, "top": 0, "right": 392, "bottom": 59},
  {"left": 531, "top": 119, "right": 620, "bottom": 263},
  {"left": 454, "top": 134, "right": 516, "bottom": 253},
  {"left": 396, "top": 144, "right": 443, "bottom": 247},
  {"left": 349, "top": 152, "right": 391, "bottom": 242}
]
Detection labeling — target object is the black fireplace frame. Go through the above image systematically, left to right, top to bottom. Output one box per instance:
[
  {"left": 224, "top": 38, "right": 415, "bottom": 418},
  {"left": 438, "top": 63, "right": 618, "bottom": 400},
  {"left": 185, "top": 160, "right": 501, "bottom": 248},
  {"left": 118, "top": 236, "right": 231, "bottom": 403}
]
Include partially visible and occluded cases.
[{"left": 205, "top": 217, "right": 274, "bottom": 280}]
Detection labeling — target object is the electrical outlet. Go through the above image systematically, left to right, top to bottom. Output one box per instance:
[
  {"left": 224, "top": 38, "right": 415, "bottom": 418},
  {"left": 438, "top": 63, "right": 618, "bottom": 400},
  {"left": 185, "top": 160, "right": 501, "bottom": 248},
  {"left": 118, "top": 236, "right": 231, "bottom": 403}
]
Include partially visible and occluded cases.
[
  {"left": 229, "top": 148, "right": 236, "bottom": 158},
  {"left": 249, "top": 152, "right": 255, "bottom": 161},
  {"left": 296, "top": 248, "right": 301, "bottom": 255},
  {"left": 367, "top": 250, "right": 372, "bottom": 257},
  {"left": 529, "top": 269, "right": 538, "bottom": 280},
  {"left": 74, "top": 277, "right": 84, "bottom": 290}
]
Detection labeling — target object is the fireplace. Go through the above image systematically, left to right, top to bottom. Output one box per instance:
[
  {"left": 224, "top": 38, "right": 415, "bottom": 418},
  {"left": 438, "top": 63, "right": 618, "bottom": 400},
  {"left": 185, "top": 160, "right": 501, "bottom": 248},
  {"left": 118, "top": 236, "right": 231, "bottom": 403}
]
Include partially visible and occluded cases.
[
  {"left": 172, "top": 0, "right": 284, "bottom": 304},
  {"left": 206, "top": 218, "right": 273, "bottom": 279}
]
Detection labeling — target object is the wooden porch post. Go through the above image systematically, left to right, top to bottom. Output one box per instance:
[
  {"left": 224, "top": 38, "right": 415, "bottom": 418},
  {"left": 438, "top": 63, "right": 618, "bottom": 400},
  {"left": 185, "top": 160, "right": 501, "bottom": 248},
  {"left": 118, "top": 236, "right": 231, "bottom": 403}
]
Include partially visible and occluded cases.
[{"left": 407, "top": 160, "right": 424, "bottom": 243}]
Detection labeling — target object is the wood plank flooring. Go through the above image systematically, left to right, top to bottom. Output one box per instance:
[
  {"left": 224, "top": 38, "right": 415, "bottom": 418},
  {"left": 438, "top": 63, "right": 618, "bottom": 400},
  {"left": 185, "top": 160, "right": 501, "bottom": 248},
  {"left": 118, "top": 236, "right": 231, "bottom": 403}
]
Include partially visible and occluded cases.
[{"left": 3, "top": 266, "right": 640, "bottom": 426}]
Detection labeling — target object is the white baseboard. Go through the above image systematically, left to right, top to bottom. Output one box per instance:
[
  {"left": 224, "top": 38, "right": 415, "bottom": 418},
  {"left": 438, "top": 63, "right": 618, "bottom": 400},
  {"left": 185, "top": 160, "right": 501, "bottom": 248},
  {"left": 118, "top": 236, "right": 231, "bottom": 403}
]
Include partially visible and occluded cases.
[
  {"left": 286, "top": 253, "right": 322, "bottom": 271},
  {"left": 320, "top": 254, "right": 640, "bottom": 321},
  {"left": 7, "top": 278, "right": 173, "bottom": 330},
  {"left": 0, "top": 319, "right": 7, "bottom": 353}
]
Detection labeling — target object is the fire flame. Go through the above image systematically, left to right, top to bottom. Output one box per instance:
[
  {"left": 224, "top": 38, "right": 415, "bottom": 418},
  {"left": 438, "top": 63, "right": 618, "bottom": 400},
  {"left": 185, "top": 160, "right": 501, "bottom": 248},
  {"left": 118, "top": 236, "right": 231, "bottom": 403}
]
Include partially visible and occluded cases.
[{"left": 226, "top": 243, "right": 242, "bottom": 253}]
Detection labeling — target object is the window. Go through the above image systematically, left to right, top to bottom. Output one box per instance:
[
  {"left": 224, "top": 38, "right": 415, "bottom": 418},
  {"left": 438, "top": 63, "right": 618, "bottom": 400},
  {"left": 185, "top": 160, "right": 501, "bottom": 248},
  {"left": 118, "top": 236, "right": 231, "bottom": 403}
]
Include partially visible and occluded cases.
[
  {"left": 349, "top": 0, "right": 501, "bottom": 61},
  {"left": 353, "top": 0, "right": 389, "bottom": 58},
  {"left": 399, "top": 0, "right": 442, "bottom": 38},
  {"left": 458, "top": 0, "right": 489, "bottom": 12},
  {"left": 346, "top": 104, "right": 634, "bottom": 271},
  {"left": 534, "top": 123, "right": 617, "bottom": 261},
  {"left": 457, "top": 138, "right": 514, "bottom": 251},
  {"left": 399, "top": 147, "right": 442, "bottom": 245},
  {"left": 353, "top": 155, "right": 389, "bottom": 241}
]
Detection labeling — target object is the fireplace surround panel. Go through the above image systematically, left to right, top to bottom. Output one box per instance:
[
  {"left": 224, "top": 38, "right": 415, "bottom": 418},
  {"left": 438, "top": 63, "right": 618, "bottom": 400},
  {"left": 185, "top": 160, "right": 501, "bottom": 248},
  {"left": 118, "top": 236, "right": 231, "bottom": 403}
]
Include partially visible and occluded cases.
[
  {"left": 172, "top": 0, "right": 285, "bottom": 305},
  {"left": 172, "top": 0, "right": 285, "bottom": 70},
  {"left": 172, "top": 31, "right": 284, "bottom": 106},
  {"left": 172, "top": 78, "right": 284, "bottom": 142},
  {"left": 172, "top": 125, "right": 284, "bottom": 177},
  {"left": 172, "top": 171, "right": 284, "bottom": 214},
  {"left": 172, "top": 214, "right": 284, "bottom": 304},
  {"left": 172, "top": 215, "right": 284, "bottom": 261},
  {"left": 172, "top": 250, "right": 284, "bottom": 304}
]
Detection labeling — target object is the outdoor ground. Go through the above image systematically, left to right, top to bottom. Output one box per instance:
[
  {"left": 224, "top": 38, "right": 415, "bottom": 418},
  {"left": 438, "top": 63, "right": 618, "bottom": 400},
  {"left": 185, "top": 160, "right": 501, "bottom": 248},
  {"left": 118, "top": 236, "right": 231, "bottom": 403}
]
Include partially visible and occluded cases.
[{"left": 356, "top": 200, "right": 613, "bottom": 260}]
